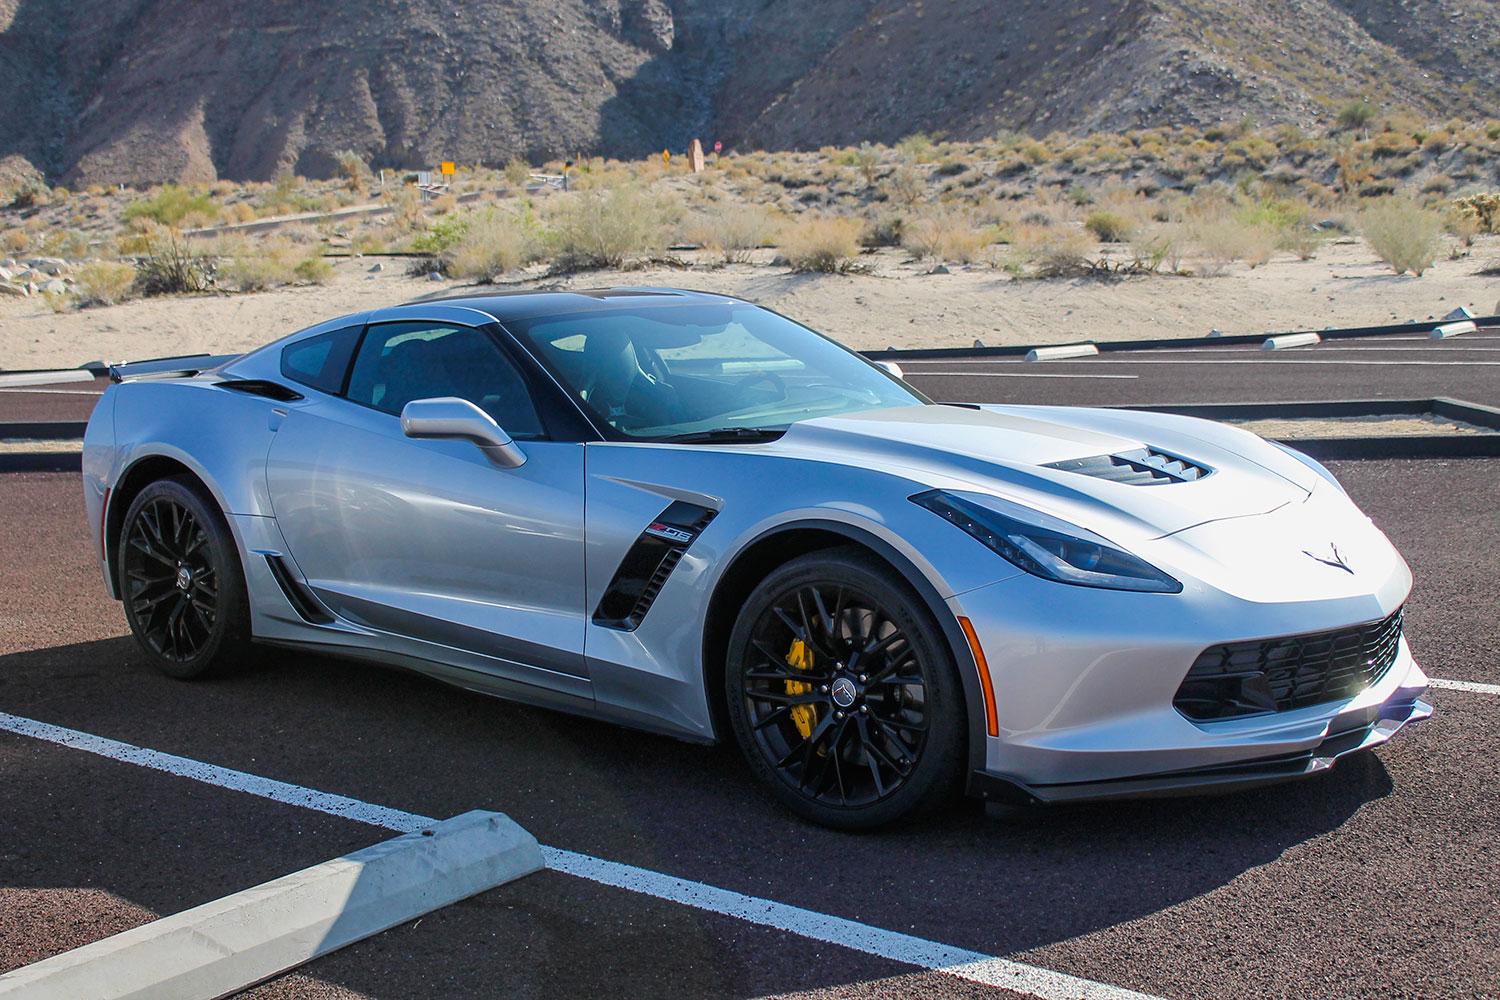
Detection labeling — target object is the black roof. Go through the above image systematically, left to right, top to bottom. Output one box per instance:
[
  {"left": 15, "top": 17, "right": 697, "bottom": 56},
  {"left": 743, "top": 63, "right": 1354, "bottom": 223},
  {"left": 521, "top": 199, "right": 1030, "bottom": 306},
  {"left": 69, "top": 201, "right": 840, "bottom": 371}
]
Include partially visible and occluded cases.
[{"left": 407, "top": 286, "right": 742, "bottom": 323}]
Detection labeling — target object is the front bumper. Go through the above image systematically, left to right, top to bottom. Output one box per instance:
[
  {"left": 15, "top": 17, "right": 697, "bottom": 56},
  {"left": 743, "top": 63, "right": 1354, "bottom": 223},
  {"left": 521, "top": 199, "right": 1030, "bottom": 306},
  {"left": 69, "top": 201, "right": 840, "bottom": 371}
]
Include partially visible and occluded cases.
[
  {"left": 950, "top": 562, "right": 1428, "bottom": 802},
  {"left": 971, "top": 682, "right": 1430, "bottom": 804}
]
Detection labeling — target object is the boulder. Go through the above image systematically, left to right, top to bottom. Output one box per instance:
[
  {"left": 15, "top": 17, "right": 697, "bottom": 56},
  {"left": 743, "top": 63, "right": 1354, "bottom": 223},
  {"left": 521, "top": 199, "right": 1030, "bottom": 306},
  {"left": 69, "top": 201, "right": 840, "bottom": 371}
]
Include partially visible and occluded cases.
[
  {"left": 0, "top": 266, "right": 12, "bottom": 282},
  {"left": 40, "top": 278, "right": 69, "bottom": 295},
  {"left": 0, "top": 281, "right": 26, "bottom": 297}
]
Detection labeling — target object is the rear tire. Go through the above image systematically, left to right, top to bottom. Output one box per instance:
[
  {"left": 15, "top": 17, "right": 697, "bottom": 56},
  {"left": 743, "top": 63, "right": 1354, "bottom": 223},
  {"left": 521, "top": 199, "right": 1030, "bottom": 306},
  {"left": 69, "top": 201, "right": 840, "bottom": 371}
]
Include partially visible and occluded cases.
[
  {"left": 118, "top": 476, "right": 251, "bottom": 679},
  {"left": 725, "top": 547, "right": 966, "bottom": 830}
]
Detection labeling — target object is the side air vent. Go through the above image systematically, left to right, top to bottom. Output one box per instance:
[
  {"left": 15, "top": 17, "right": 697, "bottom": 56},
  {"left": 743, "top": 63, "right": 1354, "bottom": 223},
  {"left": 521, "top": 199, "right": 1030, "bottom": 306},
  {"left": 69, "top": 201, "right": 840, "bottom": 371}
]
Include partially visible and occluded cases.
[
  {"left": 218, "top": 379, "right": 304, "bottom": 402},
  {"left": 1044, "top": 447, "right": 1211, "bottom": 485},
  {"left": 593, "top": 501, "right": 718, "bottom": 631},
  {"left": 265, "top": 555, "right": 335, "bottom": 624}
]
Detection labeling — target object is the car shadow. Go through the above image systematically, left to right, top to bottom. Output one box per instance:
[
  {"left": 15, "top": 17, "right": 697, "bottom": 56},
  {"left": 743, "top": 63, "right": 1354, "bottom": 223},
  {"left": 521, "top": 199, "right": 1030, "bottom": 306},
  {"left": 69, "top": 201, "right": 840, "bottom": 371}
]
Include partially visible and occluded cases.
[{"left": 0, "top": 636, "right": 1393, "bottom": 996}]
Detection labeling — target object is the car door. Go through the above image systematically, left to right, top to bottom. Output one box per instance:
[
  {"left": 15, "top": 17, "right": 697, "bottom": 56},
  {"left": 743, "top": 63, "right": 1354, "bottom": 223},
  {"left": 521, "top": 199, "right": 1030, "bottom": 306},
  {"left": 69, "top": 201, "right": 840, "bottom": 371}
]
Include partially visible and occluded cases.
[{"left": 265, "top": 319, "right": 588, "bottom": 694}]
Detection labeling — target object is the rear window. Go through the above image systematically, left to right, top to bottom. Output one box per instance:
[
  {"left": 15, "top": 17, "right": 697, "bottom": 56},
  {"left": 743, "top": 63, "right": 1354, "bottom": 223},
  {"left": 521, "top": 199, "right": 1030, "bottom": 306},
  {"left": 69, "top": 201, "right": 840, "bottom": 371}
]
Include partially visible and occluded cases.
[{"left": 281, "top": 326, "right": 361, "bottom": 394}]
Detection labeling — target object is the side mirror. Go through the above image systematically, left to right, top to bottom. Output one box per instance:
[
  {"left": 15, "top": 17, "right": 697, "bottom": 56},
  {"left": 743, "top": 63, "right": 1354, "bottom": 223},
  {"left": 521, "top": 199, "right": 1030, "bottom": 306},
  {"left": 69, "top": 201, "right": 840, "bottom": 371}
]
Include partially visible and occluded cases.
[
  {"left": 874, "top": 359, "right": 904, "bottom": 380},
  {"left": 400, "top": 397, "right": 526, "bottom": 469}
]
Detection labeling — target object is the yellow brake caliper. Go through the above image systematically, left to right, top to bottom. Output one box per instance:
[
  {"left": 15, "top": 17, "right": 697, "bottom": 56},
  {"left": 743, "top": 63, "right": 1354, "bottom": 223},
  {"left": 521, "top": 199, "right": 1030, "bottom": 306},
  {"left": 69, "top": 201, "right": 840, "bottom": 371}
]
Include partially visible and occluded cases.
[{"left": 786, "top": 638, "right": 816, "bottom": 739}]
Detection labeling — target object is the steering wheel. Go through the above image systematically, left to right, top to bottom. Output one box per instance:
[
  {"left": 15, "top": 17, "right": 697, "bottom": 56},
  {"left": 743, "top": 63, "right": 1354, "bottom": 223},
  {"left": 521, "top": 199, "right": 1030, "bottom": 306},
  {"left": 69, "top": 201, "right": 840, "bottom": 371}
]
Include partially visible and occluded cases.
[{"left": 732, "top": 370, "right": 787, "bottom": 401}]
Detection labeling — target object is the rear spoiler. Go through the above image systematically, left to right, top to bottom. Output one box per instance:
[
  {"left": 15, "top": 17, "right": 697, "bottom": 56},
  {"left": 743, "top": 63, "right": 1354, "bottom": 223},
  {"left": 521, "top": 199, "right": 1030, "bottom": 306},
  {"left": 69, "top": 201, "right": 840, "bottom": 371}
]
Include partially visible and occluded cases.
[{"left": 108, "top": 353, "right": 242, "bottom": 383}]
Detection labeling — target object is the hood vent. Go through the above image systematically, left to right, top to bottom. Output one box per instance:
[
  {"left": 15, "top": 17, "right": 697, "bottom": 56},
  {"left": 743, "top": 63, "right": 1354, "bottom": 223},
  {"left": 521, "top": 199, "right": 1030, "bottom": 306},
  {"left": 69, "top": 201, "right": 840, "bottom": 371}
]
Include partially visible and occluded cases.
[{"left": 1045, "top": 447, "right": 1211, "bottom": 486}]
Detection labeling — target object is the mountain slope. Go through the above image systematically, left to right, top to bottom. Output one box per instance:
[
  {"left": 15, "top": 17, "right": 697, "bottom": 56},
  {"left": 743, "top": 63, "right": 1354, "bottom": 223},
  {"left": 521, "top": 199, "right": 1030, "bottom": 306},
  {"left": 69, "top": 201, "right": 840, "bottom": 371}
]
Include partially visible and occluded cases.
[{"left": 1, "top": 0, "right": 1496, "bottom": 185}]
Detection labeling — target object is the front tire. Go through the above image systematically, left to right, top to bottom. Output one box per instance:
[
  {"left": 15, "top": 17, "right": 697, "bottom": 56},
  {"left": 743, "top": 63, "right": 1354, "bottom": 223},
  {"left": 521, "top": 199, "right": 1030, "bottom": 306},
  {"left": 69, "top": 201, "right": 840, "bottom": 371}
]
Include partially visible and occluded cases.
[
  {"left": 118, "top": 476, "right": 251, "bottom": 679},
  {"left": 725, "top": 548, "right": 966, "bottom": 830}
]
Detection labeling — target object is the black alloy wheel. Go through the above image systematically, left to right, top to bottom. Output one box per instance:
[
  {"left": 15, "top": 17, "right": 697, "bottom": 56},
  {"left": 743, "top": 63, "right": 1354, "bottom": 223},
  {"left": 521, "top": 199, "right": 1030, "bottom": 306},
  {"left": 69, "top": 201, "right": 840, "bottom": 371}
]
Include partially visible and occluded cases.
[
  {"left": 120, "top": 477, "right": 250, "bottom": 678},
  {"left": 726, "top": 548, "right": 965, "bottom": 829}
]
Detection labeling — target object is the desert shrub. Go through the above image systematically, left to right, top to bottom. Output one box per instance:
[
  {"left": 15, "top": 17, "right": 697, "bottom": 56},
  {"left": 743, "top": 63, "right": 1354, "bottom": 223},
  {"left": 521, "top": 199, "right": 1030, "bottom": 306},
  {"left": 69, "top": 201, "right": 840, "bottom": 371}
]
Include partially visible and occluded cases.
[
  {"left": 1337, "top": 100, "right": 1377, "bottom": 132},
  {"left": 896, "top": 133, "right": 936, "bottom": 163},
  {"left": 850, "top": 142, "right": 881, "bottom": 186},
  {"left": 335, "top": 150, "right": 371, "bottom": 193},
  {"left": 504, "top": 158, "right": 532, "bottom": 188},
  {"left": 882, "top": 165, "right": 928, "bottom": 208},
  {"left": 1422, "top": 174, "right": 1454, "bottom": 194},
  {"left": 124, "top": 185, "right": 217, "bottom": 227},
  {"left": 388, "top": 185, "right": 426, "bottom": 232},
  {"left": 548, "top": 186, "right": 669, "bottom": 269},
  {"left": 1453, "top": 192, "right": 1500, "bottom": 234},
  {"left": 1360, "top": 197, "right": 1443, "bottom": 275},
  {"left": 226, "top": 202, "right": 258, "bottom": 224},
  {"left": 684, "top": 204, "right": 774, "bottom": 263},
  {"left": 902, "top": 205, "right": 988, "bottom": 262},
  {"left": 444, "top": 208, "right": 540, "bottom": 279},
  {"left": 1446, "top": 208, "right": 1481, "bottom": 247},
  {"left": 1084, "top": 209, "right": 1132, "bottom": 242},
  {"left": 861, "top": 211, "right": 906, "bottom": 248},
  {"left": 409, "top": 213, "right": 469, "bottom": 255},
  {"left": 779, "top": 216, "right": 864, "bottom": 273},
  {"left": 1191, "top": 218, "right": 1277, "bottom": 275},
  {"left": 1127, "top": 223, "right": 1184, "bottom": 272},
  {"left": 1012, "top": 224, "right": 1094, "bottom": 278},
  {"left": 133, "top": 225, "right": 213, "bottom": 294},
  {"left": 1278, "top": 225, "right": 1328, "bottom": 260},
  {"left": 2, "top": 228, "right": 28, "bottom": 253},
  {"left": 216, "top": 237, "right": 330, "bottom": 291},
  {"left": 294, "top": 256, "right": 334, "bottom": 284},
  {"left": 73, "top": 261, "right": 138, "bottom": 307},
  {"left": 40, "top": 288, "right": 71, "bottom": 313}
]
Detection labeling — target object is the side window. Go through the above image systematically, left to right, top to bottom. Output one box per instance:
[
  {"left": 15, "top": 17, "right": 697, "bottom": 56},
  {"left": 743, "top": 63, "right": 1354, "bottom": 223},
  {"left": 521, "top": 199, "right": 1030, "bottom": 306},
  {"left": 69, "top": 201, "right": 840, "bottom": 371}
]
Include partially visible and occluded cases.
[
  {"left": 345, "top": 322, "right": 545, "bottom": 439},
  {"left": 281, "top": 325, "right": 361, "bottom": 394}
]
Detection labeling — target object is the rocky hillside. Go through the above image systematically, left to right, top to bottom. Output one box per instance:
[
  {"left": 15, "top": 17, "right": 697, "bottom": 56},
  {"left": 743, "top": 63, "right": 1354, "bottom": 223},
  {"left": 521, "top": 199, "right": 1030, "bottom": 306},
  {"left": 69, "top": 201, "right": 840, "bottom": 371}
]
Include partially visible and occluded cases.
[{"left": 1, "top": 0, "right": 1497, "bottom": 186}]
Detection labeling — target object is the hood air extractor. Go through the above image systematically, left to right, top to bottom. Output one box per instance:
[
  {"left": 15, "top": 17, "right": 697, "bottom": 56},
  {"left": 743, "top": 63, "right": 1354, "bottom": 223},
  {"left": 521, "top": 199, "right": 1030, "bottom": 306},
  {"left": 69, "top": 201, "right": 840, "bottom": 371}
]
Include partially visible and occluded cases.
[{"left": 1044, "top": 447, "right": 1211, "bottom": 486}]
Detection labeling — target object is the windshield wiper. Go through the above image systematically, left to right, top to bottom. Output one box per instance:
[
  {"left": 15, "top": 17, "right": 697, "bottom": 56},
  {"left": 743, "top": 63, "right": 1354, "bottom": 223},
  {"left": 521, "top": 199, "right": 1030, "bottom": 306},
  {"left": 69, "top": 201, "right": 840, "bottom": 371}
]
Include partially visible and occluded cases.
[{"left": 659, "top": 426, "right": 785, "bottom": 444}]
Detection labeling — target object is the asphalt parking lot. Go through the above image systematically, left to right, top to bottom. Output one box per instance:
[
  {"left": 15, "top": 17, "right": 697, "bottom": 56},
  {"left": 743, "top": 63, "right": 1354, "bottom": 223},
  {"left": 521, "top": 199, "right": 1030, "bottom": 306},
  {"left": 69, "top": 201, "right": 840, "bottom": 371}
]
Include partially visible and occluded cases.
[{"left": 3, "top": 334, "right": 1499, "bottom": 999}]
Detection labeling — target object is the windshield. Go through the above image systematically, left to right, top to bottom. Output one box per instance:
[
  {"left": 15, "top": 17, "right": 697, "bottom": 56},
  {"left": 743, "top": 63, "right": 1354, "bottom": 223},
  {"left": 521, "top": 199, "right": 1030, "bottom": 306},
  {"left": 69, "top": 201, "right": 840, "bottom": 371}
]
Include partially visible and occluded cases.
[{"left": 504, "top": 301, "right": 926, "bottom": 439}]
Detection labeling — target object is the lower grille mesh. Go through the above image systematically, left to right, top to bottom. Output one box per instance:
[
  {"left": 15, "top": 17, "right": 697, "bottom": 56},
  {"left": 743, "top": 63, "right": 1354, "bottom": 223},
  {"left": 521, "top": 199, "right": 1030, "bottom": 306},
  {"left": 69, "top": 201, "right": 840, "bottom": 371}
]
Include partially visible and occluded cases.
[{"left": 1174, "top": 607, "right": 1404, "bottom": 721}]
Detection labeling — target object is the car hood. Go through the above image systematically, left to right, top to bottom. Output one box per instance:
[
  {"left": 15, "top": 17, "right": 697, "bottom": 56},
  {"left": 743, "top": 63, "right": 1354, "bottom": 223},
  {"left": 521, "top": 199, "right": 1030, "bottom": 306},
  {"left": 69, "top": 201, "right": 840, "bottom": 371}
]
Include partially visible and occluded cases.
[{"left": 772, "top": 403, "right": 1319, "bottom": 542}]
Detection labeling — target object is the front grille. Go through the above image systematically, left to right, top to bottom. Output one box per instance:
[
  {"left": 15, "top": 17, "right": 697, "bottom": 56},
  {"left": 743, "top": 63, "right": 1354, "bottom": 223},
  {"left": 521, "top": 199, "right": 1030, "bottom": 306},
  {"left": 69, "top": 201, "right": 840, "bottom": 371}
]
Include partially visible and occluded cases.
[
  {"left": 1045, "top": 447, "right": 1211, "bottom": 485},
  {"left": 1174, "top": 607, "right": 1404, "bottom": 721}
]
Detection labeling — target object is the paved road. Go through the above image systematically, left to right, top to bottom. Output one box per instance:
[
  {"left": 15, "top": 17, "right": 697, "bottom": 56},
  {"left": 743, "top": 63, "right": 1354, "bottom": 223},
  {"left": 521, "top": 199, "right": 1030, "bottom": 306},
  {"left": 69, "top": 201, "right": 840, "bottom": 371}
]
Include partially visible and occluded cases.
[
  {"left": 900, "top": 334, "right": 1500, "bottom": 409},
  {"left": 1, "top": 458, "right": 1496, "bottom": 999}
]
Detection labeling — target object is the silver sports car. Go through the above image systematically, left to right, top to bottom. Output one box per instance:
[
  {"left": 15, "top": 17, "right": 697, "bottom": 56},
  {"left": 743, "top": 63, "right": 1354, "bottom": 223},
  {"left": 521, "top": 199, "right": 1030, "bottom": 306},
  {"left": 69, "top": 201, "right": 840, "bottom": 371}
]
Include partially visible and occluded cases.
[{"left": 82, "top": 288, "right": 1430, "bottom": 828}]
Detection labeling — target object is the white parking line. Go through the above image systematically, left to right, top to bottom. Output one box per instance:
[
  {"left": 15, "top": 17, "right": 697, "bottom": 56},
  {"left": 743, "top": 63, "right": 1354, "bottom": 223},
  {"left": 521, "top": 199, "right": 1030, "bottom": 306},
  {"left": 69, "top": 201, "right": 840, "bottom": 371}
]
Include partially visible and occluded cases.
[
  {"left": 904, "top": 358, "right": 1500, "bottom": 367},
  {"left": 902, "top": 371, "right": 1139, "bottom": 379},
  {"left": 1429, "top": 677, "right": 1500, "bottom": 696},
  {"left": 0, "top": 711, "right": 1158, "bottom": 1000}
]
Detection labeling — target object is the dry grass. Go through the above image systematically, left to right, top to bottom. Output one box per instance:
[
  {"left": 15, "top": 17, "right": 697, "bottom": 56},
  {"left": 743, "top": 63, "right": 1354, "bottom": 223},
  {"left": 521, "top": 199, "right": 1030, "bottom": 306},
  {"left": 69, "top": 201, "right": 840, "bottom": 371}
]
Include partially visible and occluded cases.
[
  {"left": 548, "top": 186, "right": 672, "bottom": 270},
  {"left": 1360, "top": 197, "right": 1443, "bottom": 275},
  {"left": 684, "top": 204, "right": 776, "bottom": 263},
  {"left": 901, "top": 205, "right": 989, "bottom": 263},
  {"left": 444, "top": 208, "right": 539, "bottom": 279},
  {"left": 780, "top": 216, "right": 864, "bottom": 273},
  {"left": 1191, "top": 218, "right": 1278, "bottom": 275},
  {"left": 1012, "top": 223, "right": 1095, "bottom": 278},
  {"left": 73, "top": 260, "right": 137, "bottom": 306}
]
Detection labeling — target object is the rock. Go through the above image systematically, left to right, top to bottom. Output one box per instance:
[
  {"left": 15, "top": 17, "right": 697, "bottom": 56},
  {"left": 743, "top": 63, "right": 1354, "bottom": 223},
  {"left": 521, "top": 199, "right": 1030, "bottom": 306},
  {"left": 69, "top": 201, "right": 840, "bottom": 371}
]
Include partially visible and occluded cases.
[
  {"left": 770, "top": 254, "right": 790, "bottom": 267},
  {"left": 26, "top": 257, "right": 68, "bottom": 275},
  {"left": 368, "top": 262, "right": 385, "bottom": 272},
  {"left": 929, "top": 264, "right": 950, "bottom": 274},
  {"left": 0, "top": 267, "right": 11, "bottom": 282},
  {"left": 427, "top": 271, "right": 444, "bottom": 282},
  {"left": 40, "top": 279, "right": 68, "bottom": 295},
  {"left": 0, "top": 281, "right": 26, "bottom": 297}
]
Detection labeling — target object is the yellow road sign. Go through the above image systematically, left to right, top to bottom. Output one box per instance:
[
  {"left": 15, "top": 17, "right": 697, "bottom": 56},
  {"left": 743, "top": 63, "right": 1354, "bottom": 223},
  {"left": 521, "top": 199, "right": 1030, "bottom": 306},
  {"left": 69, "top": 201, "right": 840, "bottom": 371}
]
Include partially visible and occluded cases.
[{"left": 439, "top": 161, "right": 455, "bottom": 176}]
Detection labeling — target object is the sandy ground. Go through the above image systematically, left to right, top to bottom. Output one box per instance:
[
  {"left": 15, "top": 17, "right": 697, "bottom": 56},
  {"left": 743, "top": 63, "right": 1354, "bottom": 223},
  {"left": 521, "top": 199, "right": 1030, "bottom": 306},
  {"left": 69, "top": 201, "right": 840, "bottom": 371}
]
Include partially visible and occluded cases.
[
  {"left": 2, "top": 238, "right": 1498, "bottom": 370},
  {"left": 1229, "top": 414, "right": 1497, "bottom": 438}
]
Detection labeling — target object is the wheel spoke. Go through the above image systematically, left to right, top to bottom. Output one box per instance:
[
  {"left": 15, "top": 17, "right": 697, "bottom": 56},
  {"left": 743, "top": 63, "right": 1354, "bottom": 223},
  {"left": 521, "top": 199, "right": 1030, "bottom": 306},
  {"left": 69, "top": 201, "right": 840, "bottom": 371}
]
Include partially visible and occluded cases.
[{"left": 743, "top": 579, "right": 931, "bottom": 810}]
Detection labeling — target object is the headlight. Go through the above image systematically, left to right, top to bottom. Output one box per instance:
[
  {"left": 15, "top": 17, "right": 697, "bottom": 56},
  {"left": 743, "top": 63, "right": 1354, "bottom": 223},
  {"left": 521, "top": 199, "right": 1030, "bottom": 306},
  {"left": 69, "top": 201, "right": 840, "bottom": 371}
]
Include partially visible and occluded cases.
[
  {"left": 1269, "top": 440, "right": 1346, "bottom": 495},
  {"left": 912, "top": 490, "right": 1182, "bottom": 593}
]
